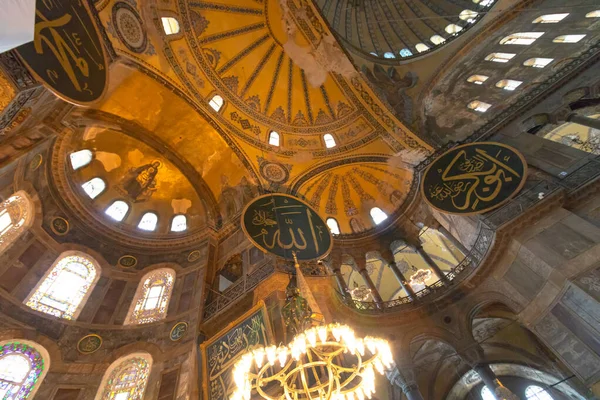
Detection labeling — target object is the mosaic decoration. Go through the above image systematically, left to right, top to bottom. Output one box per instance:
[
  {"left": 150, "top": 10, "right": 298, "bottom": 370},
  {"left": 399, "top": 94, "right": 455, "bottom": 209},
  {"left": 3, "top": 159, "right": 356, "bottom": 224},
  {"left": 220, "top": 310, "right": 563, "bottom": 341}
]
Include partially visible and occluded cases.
[
  {"left": 16, "top": 0, "right": 108, "bottom": 104},
  {"left": 112, "top": 2, "right": 148, "bottom": 54},
  {"left": 421, "top": 142, "right": 527, "bottom": 215},
  {"left": 28, "top": 153, "right": 43, "bottom": 171},
  {"left": 116, "top": 160, "right": 161, "bottom": 202},
  {"left": 259, "top": 162, "right": 289, "bottom": 184},
  {"left": 325, "top": 175, "right": 339, "bottom": 215},
  {"left": 340, "top": 176, "right": 358, "bottom": 216},
  {"left": 0, "top": 193, "right": 31, "bottom": 254},
  {"left": 242, "top": 194, "right": 333, "bottom": 261},
  {"left": 50, "top": 217, "right": 69, "bottom": 236},
  {"left": 25, "top": 254, "right": 97, "bottom": 320},
  {"left": 118, "top": 255, "right": 138, "bottom": 268},
  {"left": 127, "top": 269, "right": 175, "bottom": 324},
  {"left": 200, "top": 302, "right": 272, "bottom": 400},
  {"left": 170, "top": 321, "right": 189, "bottom": 341},
  {"left": 77, "top": 334, "right": 103, "bottom": 354},
  {"left": 0, "top": 342, "right": 45, "bottom": 399},
  {"left": 101, "top": 356, "right": 150, "bottom": 400}
]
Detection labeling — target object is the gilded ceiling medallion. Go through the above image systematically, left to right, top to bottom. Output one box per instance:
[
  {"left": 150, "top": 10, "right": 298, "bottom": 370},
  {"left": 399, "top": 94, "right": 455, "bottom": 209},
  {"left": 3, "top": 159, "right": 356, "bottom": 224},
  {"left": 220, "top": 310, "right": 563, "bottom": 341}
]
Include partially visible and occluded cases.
[
  {"left": 112, "top": 2, "right": 148, "bottom": 54},
  {"left": 50, "top": 217, "right": 70, "bottom": 236},
  {"left": 187, "top": 250, "right": 202, "bottom": 263},
  {"left": 118, "top": 255, "right": 138, "bottom": 268},
  {"left": 170, "top": 321, "right": 189, "bottom": 341},
  {"left": 77, "top": 334, "right": 103, "bottom": 354}
]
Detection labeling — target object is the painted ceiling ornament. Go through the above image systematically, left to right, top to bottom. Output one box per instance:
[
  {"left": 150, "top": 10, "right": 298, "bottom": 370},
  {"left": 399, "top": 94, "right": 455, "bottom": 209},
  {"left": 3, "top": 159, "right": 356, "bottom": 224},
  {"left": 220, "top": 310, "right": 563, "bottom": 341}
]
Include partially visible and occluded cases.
[
  {"left": 111, "top": 2, "right": 148, "bottom": 54},
  {"left": 421, "top": 142, "right": 527, "bottom": 215}
]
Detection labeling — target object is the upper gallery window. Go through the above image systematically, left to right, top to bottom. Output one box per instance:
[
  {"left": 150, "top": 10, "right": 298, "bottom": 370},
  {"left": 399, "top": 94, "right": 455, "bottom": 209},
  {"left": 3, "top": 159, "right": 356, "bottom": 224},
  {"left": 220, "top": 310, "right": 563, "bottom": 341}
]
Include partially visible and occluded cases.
[
  {"left": 473, "top": 0, "right": 494, "bottom": 6},
  {"left": 459, "top": 10, "right": 478, "bottom": 22},
  {"left": 586, "top": 11, "right": 600, "bottom": 18},
  {"left": 532, "top": 13, "right": 569, "bottom": 23},
  {"left": 161, "top": 17, "right": 180, "bottom": 35},
  {"left": 445, "top": 24, "right": 463, "bottom": 34},
  {"left": 500, "top": 32, "right": 544, "bottom": 45},
  {"left": 553, "top": 34, "right": 585, "bottom": 43},
  {"left": 430, "top": 35, "right": 446, "bottom": 45},
  {"left": 415, "top": 43, "right": 430, "bottom": 53},
  {"left": 399, "top": 48, "right": 413, "bottom": 57},
  {"left": 383, "top": 52, "right": 396, "bottom": 59},
  {"left": 485, "top": 52, "right": 515, "bottom": 63},
  {"left": 523, "top": 57, "right": 553, "bottom": 68},
  {"left": 467, "top": 75, "right": 489, "bottom": 85},
  {"left": 495, "top": 79, "right": 522, "bottom": 91},
  {"left": 209, "top": 94, "right": 224, "bottom": 112},
  {"left": 467, "top": 100, "right": 492, "bottom": 112},
  {"left": 268, "top": 131, "right": 280, "bottom": 147},
  {"left": 323, "top": 134, "right": 336, "bottom": 148},
  {"left": 70, "top": 149, "right": 93, "bottom": 170},
  {"left": 81, "top": 177, "right": 106, "bottom": 199},
  {"left": 0, "top": 191, "right": 32, "bottom": 255},
  {"left": 105, "top": 200, "right": 129, "bottom": 222},
  {"left": 370, "top": 207, "right": 388, "bottom": 225},
  {"left": 138, "top": 212, "right": 158, "bottom": 231},
  {"left": 171, "top": 215, "right": 187, "bottom": 232},
  {"left": 326, "top": 218, "right": 341, "bottom": 235},
  {"left": 25, "top": 252, "right": 99, "bottom": 320},
  {"left": 125, "top": 269, "right": 175, "bottom": 325},
  {"left": 0, "top": 341, "right": 48, "bottom": 399},
  {"left": 96, "top": 353, "right": 152, "bottom": 400},
  {"left": 525, "top": 385, "right": 554, "bottom": 400},
  {"left": 481, "top": 387, "right": 495, "bottom": 400}
]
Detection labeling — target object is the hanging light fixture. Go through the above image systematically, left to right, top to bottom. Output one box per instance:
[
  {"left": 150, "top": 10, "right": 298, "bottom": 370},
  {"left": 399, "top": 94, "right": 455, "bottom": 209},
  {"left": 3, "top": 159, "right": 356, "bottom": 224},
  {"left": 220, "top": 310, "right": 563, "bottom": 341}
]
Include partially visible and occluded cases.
[{"left": 409, "top": 268, "right": 432, "bottom": 287}]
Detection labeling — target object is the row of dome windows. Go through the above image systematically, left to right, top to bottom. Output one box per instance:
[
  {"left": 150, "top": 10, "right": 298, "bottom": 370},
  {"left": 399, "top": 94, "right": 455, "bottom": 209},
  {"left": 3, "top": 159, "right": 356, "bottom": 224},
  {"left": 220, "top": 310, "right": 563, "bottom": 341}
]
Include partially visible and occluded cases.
[{"left": 325, "top": 207, "right": 388, "bottom": 235}]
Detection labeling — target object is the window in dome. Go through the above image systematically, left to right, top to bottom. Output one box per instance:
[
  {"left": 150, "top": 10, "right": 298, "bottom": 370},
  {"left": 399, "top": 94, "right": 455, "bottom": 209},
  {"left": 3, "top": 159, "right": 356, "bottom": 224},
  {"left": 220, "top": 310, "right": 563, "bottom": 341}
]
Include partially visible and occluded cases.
[
  {"left": 473, "top": 0, "right": 494, "bottom": 6},
  {"left": 459, "top": 10, "right": 478, "bottom": 23},
  {"left": 586, "top": 10, "right": 600, "bottom": 18},
  {"left": 533, "top": 13, "right": 569, "bottom": 23},
  {"left": 161, "top": 17, "right": 180, "bottom": 35},
  {"left": 445, "top": 24, "right": 463, "bottom": 34},
  {"left": 500, "top": 32, "right": 544, "bottom": 45},
  {"left": 553, "top": 34, "right": 585, "bottom": 43},
  {"left": 430, "top": 35, "right": 446, "bottom": 45},
  {"left": 415, "top": 43, "right": 430, "bottom": 53},
  {"left": 399, "top": 48, "right": 413, "bottom": 57},
  {"left": 369, "top": 52, "right": 378, "bottom": 57},
  {"left": 383, "top": 52, "right": 396, "bottom": 59},
  {"left": 485, "top": 52, "right": 515, "bottom": 63},
  {"left": 524, "top": 57, "right": 553, "bottom": 68},
  {"left": 467, "top": 75, "right": 489, "bottom": 85},
  {"left": 496, "top": 79, "right": 522, "bottom": 91},
  {"left": 209, "top": 94, "right": 224, "bottom": 112},
  {"left": 468, "top": 100, "right": 492, "bottom": 112},
  {"left": 268, "top": 131, "right": 280, "bottom": 146},
  {"left": 323, "top": 133, "right": 336, "bottom": 148},
  {"left": 70, "top": 149, "right": 92, "bottom": 170},
  {"left": 81, "top": 177, "right": 106, "bottom": 199},
  {"left": 0, "top": 191, "right": 33, "bottom": 255},
  {"left": 105, "top": 200, "right": 129, "bottom": 222},
  {"left": 370, "top": 207, "right": 388, "bottom": 225},
  {"left": 138, "top": 212, "right": 158, "bottom": 231},
  {"left": 171, "top": 215, "right": 187, "bottom": 232},
  {"left": 326, "top": 218, "right": 340, "bottom": 235},
  {"left": 25, "top": 252, "right": 99, "bottom": 320},
  {"left": 125, "top": 268, "right": 175, "bottom": 325},
  {"left": 0, "top": 341, "right": 47, "bottom": 399},
  {"left": 96, "top": 353, "right": 151, "bottom": 400},
  {"left": 525, "top": 385, "right": 553, "bottom": 400},
  {"left": 481, "top": 386, "right": 495, "bottom": 400}
]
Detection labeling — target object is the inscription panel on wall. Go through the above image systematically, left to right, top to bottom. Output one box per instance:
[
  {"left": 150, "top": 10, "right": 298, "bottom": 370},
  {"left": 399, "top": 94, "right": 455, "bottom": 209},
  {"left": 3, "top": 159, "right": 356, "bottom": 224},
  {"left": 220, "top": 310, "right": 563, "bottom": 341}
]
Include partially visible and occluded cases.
[
  {"left": 16, "top": 0, "right": 108, "bottom": 104},
  {"left": 421, "top": 142, "right": 527, "bottom": 215}
]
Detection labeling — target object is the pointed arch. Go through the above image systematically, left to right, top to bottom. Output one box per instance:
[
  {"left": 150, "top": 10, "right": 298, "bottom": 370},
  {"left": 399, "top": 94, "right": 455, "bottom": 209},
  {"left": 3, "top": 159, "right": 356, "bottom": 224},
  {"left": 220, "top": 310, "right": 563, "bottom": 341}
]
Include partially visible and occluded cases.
[
  {"left": 0, "top": 191, "right": 34, "bottom": 255},
  {"left": 24, "top": 251, "right": 101, "bottom": 320},
  {"left": 124, "top": 268, "right": 175, "bottom": 325},
  {"left": 0, "top": 339, "right": 50, "bottom": 399},
  {"left": 95, "top": 352, "right": 152, "bottom": 400}
]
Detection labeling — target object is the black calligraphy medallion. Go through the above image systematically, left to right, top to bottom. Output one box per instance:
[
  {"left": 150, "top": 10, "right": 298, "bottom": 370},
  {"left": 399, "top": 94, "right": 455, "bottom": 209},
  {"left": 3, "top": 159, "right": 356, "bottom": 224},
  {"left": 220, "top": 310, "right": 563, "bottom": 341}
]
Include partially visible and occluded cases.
[
  {"left": 16, "top": 0, "right": 108, "bottom": 105},
  {"left": 421, "top": 142, "right": 527, "bottom": 215},
  {"left": 241, "top": 194, "right": 333, "bottom": 261},
  {"left": 170, "top": 321, "right": 188, "bottom": 341},
  {"left": 77, "top": 334, "right": 102, "bottom": 354}
]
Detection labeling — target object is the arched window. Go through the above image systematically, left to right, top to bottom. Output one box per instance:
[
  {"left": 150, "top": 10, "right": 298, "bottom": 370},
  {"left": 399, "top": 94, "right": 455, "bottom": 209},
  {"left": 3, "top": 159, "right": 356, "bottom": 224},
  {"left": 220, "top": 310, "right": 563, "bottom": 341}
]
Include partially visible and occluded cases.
[
  {"left": 473, "top": 0, "right": 493, "bottom": 6},
  {"left": 459, "top": 10, "right": 478, "bottom": 22},
  {"left": 586, "top": 11, "right": 600, "bottom": 18},
  {"left": 533, "top": 13, "right": 568, "bottom": 23},
  {"left": 161, "top": 17, "right": 180, "bottom": 35},
  {"left": 445, "top": 24, "right": 463, "bottom": 34},
  {"left": 500, "top": 32, "right": 544, "bottom": 45},
  {"left": 553, "top": 34, "right": 585, "bottom": 43},
  {"left": 430, "top": 35, "right": 445, "bottom": 45},
  {"left": 415, "top": 43, "right": 429, "bottom": 53},
  {"left": 399, "top": 48, "right": 413, "bottom": 57},
  {"left": 369, "top": 52, "right": 378, "bottom": 57},
  {"left": 383, "top": 52, "right": 396, "bottom": 59},
  {"left": 485, "top": 52, "right": 515, "bottom": 63},
  {"left": 524, "top": 57, "right": 553, "bottom": 68},
  {"left": 467, "top": 75, "right": 489, "bottom": 85},
  {"left": 495, "top": 79, "right": 522, "bottom": 91},
  {"left": 209, "top": 94, "right": 224, "bottom": 112},
  {"left": 468, "top": 100, "right": 492, "bottom": 112},
  {"left": 268, "top": 131, "right": 280, "bottom": 146},
  {"left": 323, "top": 134, "right": 336, "bottom": 148},
  {"left": 70, "top": 149, "right": 93, "bottom": 170},
  {"left": 81, "top": 177, "right": 106, "bottom": 199},
  {"left": 0, "top": 191, "right": 33, "bottom": 255},
  {"left": 105, "top": 200, "right": 129, "bottom": 222},
  {"left": 370, "top": 207, "right": 388, "bottom": 225},
  {"left": 138, "top": 212, "right": 158, "bottom": 231},
  {"left": 171, "top": 215, "right": 187, "bottom": 232},
  {"left": 326, "top": 218, "right": 340, "bottom": 235},
  {"left": 25, "top": 251, "right": 100, "bottom": 320},
  {"left": 125, "top": 268, "right": 175, "bottom": 325},
  {"left": 0, "top": 340, "right": 49, "bottom": 399},
  {"left": 95, "top": 353, "right": 152, "bottom": 400},
  {"left": 525, "top": 385, "right": 553, "bottom": 400},
  {"left": 481, "top": 386, "right": 495, "bottom": 400}
]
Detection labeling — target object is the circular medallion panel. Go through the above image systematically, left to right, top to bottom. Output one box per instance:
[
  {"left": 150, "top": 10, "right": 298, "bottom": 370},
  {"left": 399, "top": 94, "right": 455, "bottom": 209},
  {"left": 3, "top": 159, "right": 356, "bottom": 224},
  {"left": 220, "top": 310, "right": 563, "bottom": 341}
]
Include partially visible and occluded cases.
[
  {"left": 112, "top": 2, "right": 147, "bottom": 53},
  {"left": 260, "top": 162, "right": 289, "bottom": 184},
  {"left": 51, "top": 217, "right": 70, "bottom": 236},
  {"left": 118, "top": 255, "right": 138, "bottom": 268},
  {"left": 170, "top": 321, "right": 189, "bottom": 341},
  {"left": 77, "top": 334, "right": 102, "bottom": 354}
]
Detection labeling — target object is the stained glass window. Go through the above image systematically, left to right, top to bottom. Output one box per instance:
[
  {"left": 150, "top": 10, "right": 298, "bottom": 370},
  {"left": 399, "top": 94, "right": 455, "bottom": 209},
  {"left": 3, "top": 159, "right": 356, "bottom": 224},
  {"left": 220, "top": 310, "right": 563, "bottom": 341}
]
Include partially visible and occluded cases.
[
  {"left": 69, "top": 149, "right": 93, "bottom": 170},
  {"left": 0, "top": 192, "right": 33, "bottom": 255},
  {"left": 171, "top": 215, "right": 187, "bottom": 232},
  {"left": 25, "top": 253, "right": 99, "bottom": 320},
  {"left": 125, "top": 269, "right": 175, "bottom": 325},
  {"left": 0, "top": 342, "right": 46, "bottom": 399},
  {"left": 97, "top": 353, "right": 151, "bottom": 400}
]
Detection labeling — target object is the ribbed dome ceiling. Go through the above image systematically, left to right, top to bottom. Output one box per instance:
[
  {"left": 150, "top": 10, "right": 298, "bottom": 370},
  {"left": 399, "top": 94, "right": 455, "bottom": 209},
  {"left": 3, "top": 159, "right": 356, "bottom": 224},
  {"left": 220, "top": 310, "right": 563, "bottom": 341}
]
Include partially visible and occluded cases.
[{"left": 315, "top": 0, "right": 492, "bottom": 60}]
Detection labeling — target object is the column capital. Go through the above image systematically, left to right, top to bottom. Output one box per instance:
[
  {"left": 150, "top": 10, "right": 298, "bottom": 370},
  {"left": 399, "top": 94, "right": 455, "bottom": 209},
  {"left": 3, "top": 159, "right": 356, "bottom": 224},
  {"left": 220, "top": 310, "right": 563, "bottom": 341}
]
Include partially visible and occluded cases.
[{"left": 387, "top": 366, "right": 419, "bottom": 393}]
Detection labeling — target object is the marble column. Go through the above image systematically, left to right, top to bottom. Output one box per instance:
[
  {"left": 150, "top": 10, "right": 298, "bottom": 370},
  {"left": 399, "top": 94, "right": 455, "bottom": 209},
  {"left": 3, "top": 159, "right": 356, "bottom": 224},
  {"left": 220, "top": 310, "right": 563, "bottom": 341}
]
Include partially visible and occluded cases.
[
  {"left": 567, "top": 113, "right": 600, "bottom": 130},
  {"left": 435, "top": 224, "right": 469, "bottom": 256},
  {"left": 415, "top": 244, "right": 450, "bottom": 284},
  {"left": 388, "top": 260, "right": 416, "bottom": 300},
  {"left": 331, "top": 266, "right": 350, "bottom": 298},
  {"left": 359, "top": 268, "right": 384, "bottom": 306},
  {"left": 460, "top": 345, "right": 518, "bottom": 400},
  {"left": 388, "top": 366, "right": 425, "bottom": 400}
]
